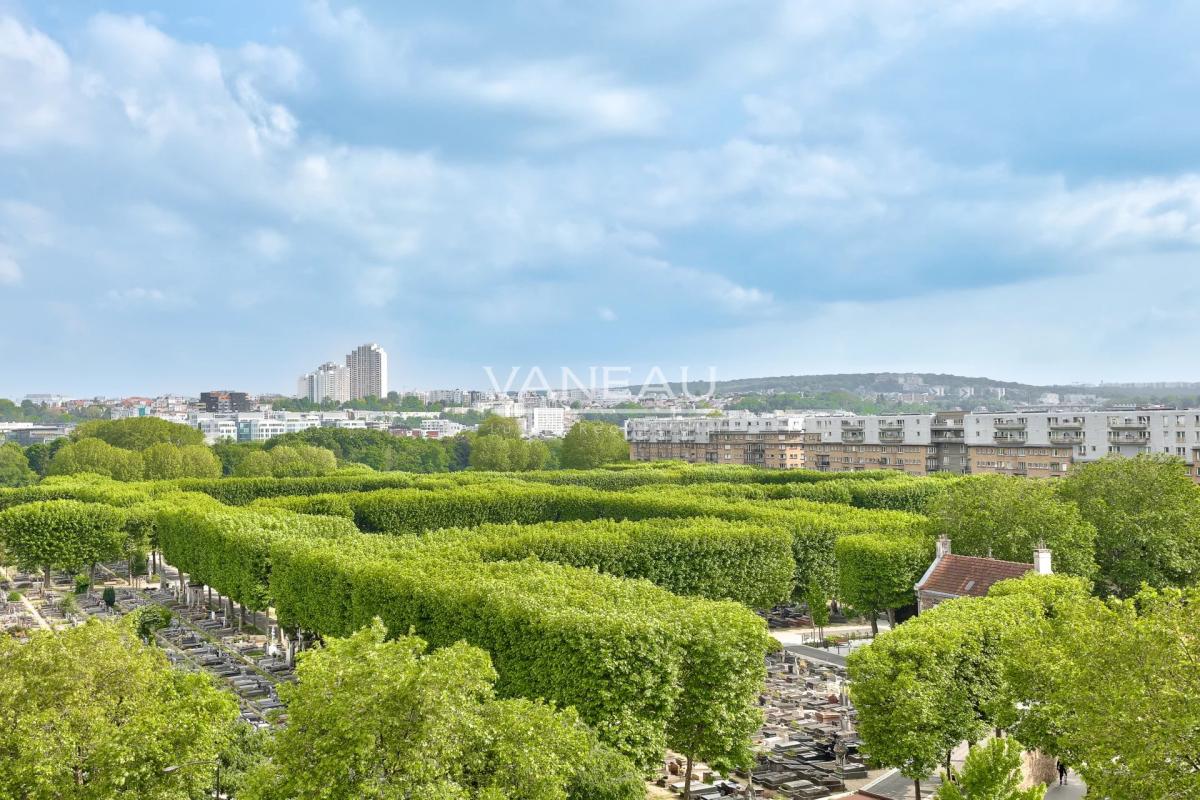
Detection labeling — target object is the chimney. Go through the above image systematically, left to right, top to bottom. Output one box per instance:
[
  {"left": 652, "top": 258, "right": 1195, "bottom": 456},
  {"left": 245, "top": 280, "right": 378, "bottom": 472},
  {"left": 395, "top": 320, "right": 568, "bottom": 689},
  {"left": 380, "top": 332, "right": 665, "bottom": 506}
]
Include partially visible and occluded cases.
[
  {"left": 935, "top": 535, "right": 952, "bottom": 559},
  {"left": 1033, "top": 543, "right": 1053, "bottom": 575}
]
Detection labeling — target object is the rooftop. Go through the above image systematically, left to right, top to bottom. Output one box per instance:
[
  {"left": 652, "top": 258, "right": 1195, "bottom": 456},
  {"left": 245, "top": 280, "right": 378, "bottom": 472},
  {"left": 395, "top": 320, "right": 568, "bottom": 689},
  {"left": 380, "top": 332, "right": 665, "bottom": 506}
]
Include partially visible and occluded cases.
[{"left": 916, "top": 553, "right": 1032, "bottom": 598}]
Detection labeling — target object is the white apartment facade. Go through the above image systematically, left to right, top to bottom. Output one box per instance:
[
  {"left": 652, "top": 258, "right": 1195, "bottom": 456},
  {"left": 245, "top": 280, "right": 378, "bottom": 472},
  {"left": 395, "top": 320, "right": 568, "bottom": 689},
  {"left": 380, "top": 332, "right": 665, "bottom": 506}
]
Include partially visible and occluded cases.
[
  {"left": 297, "top": 343, "right": 388, "bottom": 402},
  {"left": 627, "top": 408, "right": 1200, "bottom": 479}
]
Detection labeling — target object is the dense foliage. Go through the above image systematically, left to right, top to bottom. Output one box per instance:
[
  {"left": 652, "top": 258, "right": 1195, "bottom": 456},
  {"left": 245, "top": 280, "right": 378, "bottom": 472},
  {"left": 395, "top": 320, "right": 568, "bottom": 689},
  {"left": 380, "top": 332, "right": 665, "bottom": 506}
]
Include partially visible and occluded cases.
[
  {"left": 73, "top": 416, "right": 206, "bottom": 450},
  {"left": 560, "top": 420, "right": 629, "bottom": 469},
  {"left": 265, "top": 427, "right": 452, "bottom": 472},
  {"left": 0, "top": 443, "right": 35, "bottom": 487},
  {"left": 1058, "top": 454, "right": 1200, "bottom": 595},
  {"left": 927, "top": 475, "right": 1098, "bottom": 577},
  {"left": 0, "top": 500, "right": 127, "bottom": 588},
  {"left": 424, "top": 517, "right": 795, "bottom": 607},
  {"left": 835, "top": 534, "right": 934, "bottom": 631},
  {"left": 851, "top": 572, "right": 1199, "bottom": 799},
  {"left": 242, "top": 619, "right": 634, "bottom": 800},
  {"left": 0, "top": 620, "right": 241, "bottom": 799},
  {"left": 934, "top": 739, "right": 1044, "bottom": 800}
]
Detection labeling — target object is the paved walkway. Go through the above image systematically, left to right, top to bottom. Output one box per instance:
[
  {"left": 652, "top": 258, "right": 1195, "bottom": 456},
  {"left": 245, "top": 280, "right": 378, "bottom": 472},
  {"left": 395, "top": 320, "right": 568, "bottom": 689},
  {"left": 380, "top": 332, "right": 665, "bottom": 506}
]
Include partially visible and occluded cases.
[
  {"left": 783, "top": 643, "right": 848, "bottom": 667},
  {"left": 1045, "top": 770, "right": 1086, "bottom": 798}
]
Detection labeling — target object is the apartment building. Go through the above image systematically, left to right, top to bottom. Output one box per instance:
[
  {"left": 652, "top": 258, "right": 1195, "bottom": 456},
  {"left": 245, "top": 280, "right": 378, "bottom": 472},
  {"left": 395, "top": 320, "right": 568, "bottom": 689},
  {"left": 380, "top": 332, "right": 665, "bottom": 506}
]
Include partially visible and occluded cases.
[
  {"left": 297, "top": 343, "right": 388, "bottom": 403},
  {"left": 346, "top": 343, "right": 388, "bottom": 400},
  {"left": 200, "top": 390, "right": 252, "bottom": 413},
  {"left": 526, "top": 407, "right": 569, "bottom": 438},
  {"left": 626, "top": 408, "right": 1200, "bottom": 479},
  {"left": 625, "top": 412, "right": 808, "bottom": 468}
]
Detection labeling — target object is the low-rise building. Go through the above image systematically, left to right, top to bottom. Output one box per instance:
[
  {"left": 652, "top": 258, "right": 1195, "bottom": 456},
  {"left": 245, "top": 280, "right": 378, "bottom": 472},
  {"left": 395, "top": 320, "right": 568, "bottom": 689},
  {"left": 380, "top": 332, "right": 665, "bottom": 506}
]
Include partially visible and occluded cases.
[
  {"left": 626, "top": 408, "right": 1200, "bottom": 479},
  {"left": 914, "top": 536, "right": 1052, "bottom": 613}
]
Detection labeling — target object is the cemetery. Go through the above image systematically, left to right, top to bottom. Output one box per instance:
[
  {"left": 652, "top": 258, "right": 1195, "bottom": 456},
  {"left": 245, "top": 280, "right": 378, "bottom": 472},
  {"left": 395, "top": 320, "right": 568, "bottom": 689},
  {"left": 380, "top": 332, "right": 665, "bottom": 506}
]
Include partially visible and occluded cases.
[{"left": 1, "top": 457, "right": 1196, "bottom": 798}]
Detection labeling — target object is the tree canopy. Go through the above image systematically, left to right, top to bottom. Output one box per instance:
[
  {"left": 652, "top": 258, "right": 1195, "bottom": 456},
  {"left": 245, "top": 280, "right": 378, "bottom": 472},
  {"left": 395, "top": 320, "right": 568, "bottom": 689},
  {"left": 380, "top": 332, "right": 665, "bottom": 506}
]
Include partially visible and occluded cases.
[
  {"left": 73, "top": 417, "right": 205, "bottom": 450},
  {"left": 560, "top": 420, "right": 629, "bottom": 469},
  {"left": 267, "top": 428, "right": 451, "bottom": 472},
  {"left": 48, "top": 438, "right": 145, "bottom": 481},
  {"left": 0, "top": 443, "right": 36, "bottom": 487},
  {"left": 1058, "top": 454, "right": 1200, "bottom": 595},
  {"left": 927, "top": 474, "right": 1098, "bottom": 578},
  {"left": 0, "top": 500, "right": 127, "bottom": 586},
  {"left": 241, "top": 619, "right": 631, "bottom": 800},
  {"left": 0, "top": 620, "right": 241, "bottom": 799},
  {"left": 934, "top": 738, "right": 1044, "bottom": 800}
]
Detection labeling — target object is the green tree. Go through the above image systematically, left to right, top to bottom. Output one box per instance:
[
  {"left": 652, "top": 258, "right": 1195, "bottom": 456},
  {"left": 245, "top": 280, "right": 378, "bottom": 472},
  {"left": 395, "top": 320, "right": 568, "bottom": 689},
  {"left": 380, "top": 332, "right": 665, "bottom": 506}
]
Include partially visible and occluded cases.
[
  {"left": 476, "top": 414, "right": 522, "bottom": 439},
  {"left": 73, "top": 417, "right": 205, "bottom": 450},
  {"left": 560, "top": 421, "right": 629, "bottom": 469},
  {"left": 267, "top": 428, "right": 449, "bottom": 472},
  {"left": 469, "top": 435, "right": 513, "bottom": 471},
  {"left": 48, "top": 438, "right": 145, "bottom": 481},
  {"left": 141, "top": 442, "right": 184, "bottom": 479},
  {"left": 0, "top": 443, "right": 36, "bottom": 487},
  {"left": 138, "top": 443, "right": 222, "bottom": 480},
  {"left": 177, "top": 444, "right": 222, "bottom": 478},
  {"left": 267, "top": 444, "right": 337, "bottom": 477},
  {"left": 233, "top": 450, "right": 274, "bottom": 477},
  {"left": 1058, "top": 454, "right": 1200, "bottom": 595},
  {"left": 927, "top": 475, "right": 1097, "bottom": 578},
  {"left": 0, "top": 500, "right": 127, "bottom": 594},
  {"left": 836, "top": 534, "right": 933, "bottom": 634},
  {"left": 1001, "top": 585, "right": 1200, "bottom": 798},
  {"left": 241, "top": 619, "right": 597, "bottom": 800},
  {"left": 0, "top": 620, "right": 241, "bottom": 798},
  {"left": 935, "top": 738, "right": 1044, "bottom": 800}
]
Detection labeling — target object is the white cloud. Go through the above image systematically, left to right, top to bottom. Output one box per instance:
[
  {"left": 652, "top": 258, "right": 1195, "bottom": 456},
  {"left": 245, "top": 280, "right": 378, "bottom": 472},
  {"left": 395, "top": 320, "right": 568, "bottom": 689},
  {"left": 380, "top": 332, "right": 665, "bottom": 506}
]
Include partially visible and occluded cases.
[
  {"left": 0, "top": 16, "right": 75, "bottom": 149},
  {"left": 440, "top": 60, "right": 664, "bottom": 138},
  {"left": 1033, "top": 175, "right": 1200, "bottom": 251},
  {"left": 0, "top": 255, "right": 21, "bottom": 285},
  {"left": 598, "top": 306, "right": 618, "bottom": 322}
]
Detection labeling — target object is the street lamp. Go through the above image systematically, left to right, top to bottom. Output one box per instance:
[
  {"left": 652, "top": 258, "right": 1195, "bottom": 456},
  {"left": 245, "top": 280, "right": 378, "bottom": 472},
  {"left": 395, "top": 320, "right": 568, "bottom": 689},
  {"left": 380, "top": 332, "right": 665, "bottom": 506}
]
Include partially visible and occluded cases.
[{"left": 162, "top": 758, "right": 221, "bottom": 798}]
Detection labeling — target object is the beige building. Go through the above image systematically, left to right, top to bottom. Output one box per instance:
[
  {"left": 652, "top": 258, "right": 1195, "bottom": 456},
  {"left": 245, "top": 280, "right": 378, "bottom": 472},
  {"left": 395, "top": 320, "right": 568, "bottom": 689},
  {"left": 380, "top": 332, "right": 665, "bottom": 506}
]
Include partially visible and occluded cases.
[{"left": 626, "top": 408, "right": 1200, "bottom": 479}]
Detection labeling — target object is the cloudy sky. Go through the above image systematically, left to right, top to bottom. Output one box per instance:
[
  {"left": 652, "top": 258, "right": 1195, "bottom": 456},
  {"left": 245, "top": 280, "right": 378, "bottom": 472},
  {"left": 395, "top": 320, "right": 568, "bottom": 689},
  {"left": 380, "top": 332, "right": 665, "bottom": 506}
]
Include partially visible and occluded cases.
[{"left": 2, "top": 1, "right": 1200, "bottom": 397}]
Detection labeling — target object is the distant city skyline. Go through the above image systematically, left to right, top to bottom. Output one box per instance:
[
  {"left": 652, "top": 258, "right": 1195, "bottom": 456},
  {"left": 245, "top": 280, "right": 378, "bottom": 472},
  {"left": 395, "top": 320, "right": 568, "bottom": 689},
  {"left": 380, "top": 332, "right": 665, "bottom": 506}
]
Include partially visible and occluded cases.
[{"left": 4, "top": 3, "right": 1200, "bottom": 396}]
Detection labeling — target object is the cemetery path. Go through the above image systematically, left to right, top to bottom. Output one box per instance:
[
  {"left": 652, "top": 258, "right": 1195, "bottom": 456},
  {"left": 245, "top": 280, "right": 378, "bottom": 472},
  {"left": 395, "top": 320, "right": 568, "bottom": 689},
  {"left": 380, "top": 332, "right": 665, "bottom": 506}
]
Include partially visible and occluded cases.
[
  {"left": 16, "top": 592, "right": 50, "bottom": 631},
  {"left": 783, "top": 644, "right": 847, "bottom": 667},
  {"left": 1044, "top": 771, "right": 1087, "bottom": 798}
]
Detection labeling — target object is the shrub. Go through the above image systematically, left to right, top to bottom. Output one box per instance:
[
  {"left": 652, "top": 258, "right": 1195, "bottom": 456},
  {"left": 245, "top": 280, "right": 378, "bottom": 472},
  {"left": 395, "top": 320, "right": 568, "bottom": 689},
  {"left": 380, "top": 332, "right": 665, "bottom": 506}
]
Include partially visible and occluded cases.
[{"left": 102, "top": 587, "right": 117, "bottom": 608}]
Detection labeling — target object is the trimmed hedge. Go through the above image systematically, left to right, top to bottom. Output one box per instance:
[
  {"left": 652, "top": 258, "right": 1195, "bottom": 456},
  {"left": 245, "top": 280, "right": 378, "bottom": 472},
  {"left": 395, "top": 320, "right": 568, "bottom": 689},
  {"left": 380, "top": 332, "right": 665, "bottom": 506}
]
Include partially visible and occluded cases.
[
  {"left": 0, "top": 474, "right": 151, "bottom": 511},
  {"left": 315, "top": 483, "right": 927, "bottom": 601},
  {"left": 156, "top": 502, "right": 359, "bottom": 612},
  {"left": 156, "top": 504, "right": 772, "bottom": 770},
  {"left": 422, "top": 517, "right": 796, "bottom": 608}
]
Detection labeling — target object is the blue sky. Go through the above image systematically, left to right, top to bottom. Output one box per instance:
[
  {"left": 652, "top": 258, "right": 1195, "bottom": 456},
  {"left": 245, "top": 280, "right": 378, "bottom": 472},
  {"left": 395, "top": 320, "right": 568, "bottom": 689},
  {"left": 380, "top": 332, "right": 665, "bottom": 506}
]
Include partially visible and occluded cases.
[{"left": 2, "top": 1, "right": 1200, "bottom": 397}]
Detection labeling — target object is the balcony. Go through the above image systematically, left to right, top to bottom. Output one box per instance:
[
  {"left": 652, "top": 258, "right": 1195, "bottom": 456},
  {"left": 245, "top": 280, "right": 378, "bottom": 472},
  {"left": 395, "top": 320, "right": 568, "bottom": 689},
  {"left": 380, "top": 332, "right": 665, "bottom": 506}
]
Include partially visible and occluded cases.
[
  {"left": 931, "top": 418, "right": 963, "bottom": 429},
  {"left": 1048, "top": 418, "right": 1084, "bottom": 430},
  {"left": 841, "top": 419, "right": 865, "bottom": 430},
  {"left": 993, "top": 419, "right": 1026, "bottom": 430},
  {"left": 1109, "top": 419, "right": 1149, "bottom": 430},
  {"left": 878, "top": 420, "right": 905, "bottom": 430},
  {"left": 879, "top": 429, "right": 905, "bottom": 443},
  {"left": 841, "top": 430, "right": 865, "bottom": 443},
  {"left": 1049, "top": 430, "right": 1085, "bottom": 445},
  {"left": 931, "top": 431, "right": 965, "bottom": 443},
  {"left": 1108, "top": 431, "right": 1150, "bottom": 445},
  {"left": 994, "top": 432, "right": 1028, "bottom": 445}
]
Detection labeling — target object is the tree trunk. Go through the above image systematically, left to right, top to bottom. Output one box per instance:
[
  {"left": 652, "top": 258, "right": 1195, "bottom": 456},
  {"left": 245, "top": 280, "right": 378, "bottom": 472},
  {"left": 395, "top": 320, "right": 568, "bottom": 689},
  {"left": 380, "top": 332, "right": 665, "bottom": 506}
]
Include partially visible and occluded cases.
[
  {"left": 43, "top": 566, "right": 50, "bottom": 597},
  {"left": 886, "top": 608, "right": 896, "bottom": 629},
  {"left": 870, "top": 612, "right": 878, "bottom": 636},
  {"left": 945, "top": 750, "right": 953, "bottom": 781},
  {"left": 684, "top": 753, "right": 694, "bottom": 799},
  {"left": 914, "top": 778, "right": 921, "bottom": 800}
]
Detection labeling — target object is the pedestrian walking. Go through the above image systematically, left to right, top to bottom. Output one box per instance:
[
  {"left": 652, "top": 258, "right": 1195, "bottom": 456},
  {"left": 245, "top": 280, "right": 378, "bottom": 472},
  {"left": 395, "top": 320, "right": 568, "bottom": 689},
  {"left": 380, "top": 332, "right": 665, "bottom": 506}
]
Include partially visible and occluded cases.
[{"left": 1057, "top": 760, "right": 1068, "bottom": 785}]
